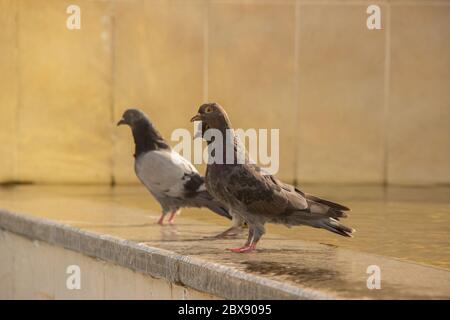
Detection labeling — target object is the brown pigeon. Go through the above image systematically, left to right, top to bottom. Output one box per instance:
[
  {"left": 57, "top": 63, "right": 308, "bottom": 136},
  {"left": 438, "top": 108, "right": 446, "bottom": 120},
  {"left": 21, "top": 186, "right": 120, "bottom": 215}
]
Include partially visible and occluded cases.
[{"left": 190, "top": 103, "right": 355, "bottom": 253}]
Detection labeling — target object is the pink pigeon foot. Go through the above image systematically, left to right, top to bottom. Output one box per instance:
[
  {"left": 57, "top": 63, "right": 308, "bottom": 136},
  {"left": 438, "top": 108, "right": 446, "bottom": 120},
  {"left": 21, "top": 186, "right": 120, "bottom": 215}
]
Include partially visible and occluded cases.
[
  {"left": 168, "top": 211, "right": 177, "bottom": 224},
  {"left": 157, "top": 214, "right": 165, "bottom": 225},
  {"left": 228, "top": 244, "right": 256, "bottom": 253}
]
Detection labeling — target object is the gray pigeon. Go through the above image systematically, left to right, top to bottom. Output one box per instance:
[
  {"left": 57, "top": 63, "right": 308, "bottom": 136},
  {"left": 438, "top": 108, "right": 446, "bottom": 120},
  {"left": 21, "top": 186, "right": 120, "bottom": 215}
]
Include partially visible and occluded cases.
[
  {"left": 190, "top": 103, "right": 355, "bottom": 253},
  {"left": 117, "top": 108, "right": 231, "bottom": 225}
]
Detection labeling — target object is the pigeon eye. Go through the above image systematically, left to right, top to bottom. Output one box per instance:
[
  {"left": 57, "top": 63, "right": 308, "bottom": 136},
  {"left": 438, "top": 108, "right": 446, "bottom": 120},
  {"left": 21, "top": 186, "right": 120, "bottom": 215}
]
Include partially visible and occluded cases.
[{"left": 205, "top": 106, "right": 213, "bottom": 113}]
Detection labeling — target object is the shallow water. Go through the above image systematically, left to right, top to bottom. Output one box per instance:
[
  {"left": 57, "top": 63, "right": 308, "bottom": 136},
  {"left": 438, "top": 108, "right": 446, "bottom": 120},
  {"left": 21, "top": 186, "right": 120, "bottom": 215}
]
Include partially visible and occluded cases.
[
  {"left": 0, "top": 184, "right": 449, "bottom": 269},
  {"left": 267, "top": 185, "right": 450, "bottom": 269}
]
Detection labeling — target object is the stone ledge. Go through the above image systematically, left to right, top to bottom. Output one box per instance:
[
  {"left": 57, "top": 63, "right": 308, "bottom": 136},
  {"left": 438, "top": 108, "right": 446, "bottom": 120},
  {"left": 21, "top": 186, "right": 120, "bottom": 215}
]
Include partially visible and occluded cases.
[
  {"left": 1, "top": 193, "right": 449, "bottom": 301},
  {"left": 0, "top": 209, "right": 332, "bottom": 300}
]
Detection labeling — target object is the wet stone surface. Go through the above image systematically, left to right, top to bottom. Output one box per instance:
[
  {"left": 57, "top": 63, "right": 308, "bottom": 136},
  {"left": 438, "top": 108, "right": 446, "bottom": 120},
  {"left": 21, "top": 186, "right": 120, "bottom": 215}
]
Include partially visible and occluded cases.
[{"left": 0, "top": 185, "right": 449, "bottom": 299}]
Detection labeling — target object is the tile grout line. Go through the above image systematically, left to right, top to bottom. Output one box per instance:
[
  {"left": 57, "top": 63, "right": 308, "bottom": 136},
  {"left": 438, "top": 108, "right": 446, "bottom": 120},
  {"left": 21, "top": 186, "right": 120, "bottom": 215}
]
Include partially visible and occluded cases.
[
  {"left": 203, "top": 0, "right": 209, "bottom": 102},
  {"left": 293, "top": 0, "right": 300, "bottom": 186},
  {"left": 13, "top": 1, "right": 20, "bottom": 183},
  {"left": 109, "top": 2, "right": 116, "bottom": 186},
  {"left": 382, "top": 3, "right": 391, "bottom": 186}
]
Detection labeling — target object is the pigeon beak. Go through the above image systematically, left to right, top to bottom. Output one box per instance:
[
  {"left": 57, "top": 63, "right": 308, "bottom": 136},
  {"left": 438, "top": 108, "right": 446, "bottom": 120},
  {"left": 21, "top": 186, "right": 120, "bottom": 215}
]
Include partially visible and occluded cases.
[
  {"left": 190, "top": 113, "right": 202, "bottom": 122},
  {"left": 117, "top": 118, "right": 126, "bottom": 126}
]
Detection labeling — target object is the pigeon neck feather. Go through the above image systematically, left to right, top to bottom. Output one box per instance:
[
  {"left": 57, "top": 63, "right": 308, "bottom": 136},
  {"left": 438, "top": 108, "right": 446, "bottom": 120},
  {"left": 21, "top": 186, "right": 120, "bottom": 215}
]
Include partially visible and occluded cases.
[
  {"left": 132, "top": 119, "right": 170, "bottom": 157},
  {"left": 207, "top": 128, "right": 249, "bottom": 165}
]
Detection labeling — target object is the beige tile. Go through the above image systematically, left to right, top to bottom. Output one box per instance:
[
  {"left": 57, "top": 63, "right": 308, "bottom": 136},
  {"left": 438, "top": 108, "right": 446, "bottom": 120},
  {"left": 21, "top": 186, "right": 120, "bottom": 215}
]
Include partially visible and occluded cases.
[
  {"left": 0, "top": 0, "right": 18, "bottom": 182},
  {"left": 16, "top": 0, "right": 113, "bottom": 183},
  {"left": 113, "top": 0, "right": 205, "bottom": 183},
  {"left": 208, "top": 2, "right": 296, "bottom": 182},
  {"left": 297, "top": 4, "right": 386, "bottom": 184},
  {"left": 388, "top": 5, "right": 450, "bottom": 185},
  {"left": 0, "top": 231, "right": 14, "bottom": 299},
  {"left": 6, "top": 233, "right": 56, "bottom": 299},
  {"left": 12, "top": 233, "right": 34, "bottom": 299},
  {"left": 30, "top": 240, "right": 56, "bottom": 299},
  {"left": 53, "top": 250, "right": 105, "bottom": 300},
  {"left": 103, "top": 262, "right": 137, "bottom": 299},
  {"left": 135, "top": 272, "right": 172, "bottom": 300},
  {"left": 134, "top": 273, "right": 155, "bottom": 300},
  {"left": 169, "top": 279, "right": 221, "bottom": 300},
  {"left": 170, "top": 283, "right": 188, "bottom": 299},
  {"left": 186, "top": 289, "right": 221, "bottom": 300}
]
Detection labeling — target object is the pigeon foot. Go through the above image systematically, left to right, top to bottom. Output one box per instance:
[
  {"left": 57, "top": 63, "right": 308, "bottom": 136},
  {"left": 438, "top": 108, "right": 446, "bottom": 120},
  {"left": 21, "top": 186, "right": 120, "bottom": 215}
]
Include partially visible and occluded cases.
[
  {"left": 168, "top": 210, "right": 178, "bottom": 224},
  {"left": 157, "top": 215, "right": 165, "bottom": 225}
]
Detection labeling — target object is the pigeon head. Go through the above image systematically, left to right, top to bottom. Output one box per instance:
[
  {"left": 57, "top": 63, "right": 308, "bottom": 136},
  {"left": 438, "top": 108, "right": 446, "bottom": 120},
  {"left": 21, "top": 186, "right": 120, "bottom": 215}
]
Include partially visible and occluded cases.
[
  {"left": 190, "top": 103, "right": 232, "bottom": 134},
  {"left": 117, "top": 108, "right": 148, "bottom": 128},
  {"left": 117, "top": 108, "right": 169, "bottom": 156}
]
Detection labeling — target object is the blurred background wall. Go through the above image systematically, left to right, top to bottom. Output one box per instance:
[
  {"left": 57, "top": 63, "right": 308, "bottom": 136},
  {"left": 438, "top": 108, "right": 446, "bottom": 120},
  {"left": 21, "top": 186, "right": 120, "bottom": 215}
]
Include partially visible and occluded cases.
[{"left": 0, "top": 0, "right": 449, "bottom": 186}]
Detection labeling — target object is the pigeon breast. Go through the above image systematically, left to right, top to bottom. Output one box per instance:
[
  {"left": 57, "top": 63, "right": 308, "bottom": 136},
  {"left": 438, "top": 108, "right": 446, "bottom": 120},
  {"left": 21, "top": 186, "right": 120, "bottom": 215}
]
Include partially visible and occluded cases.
[{"left": 135, "top": 149, "right": 205, "bottom": 200}]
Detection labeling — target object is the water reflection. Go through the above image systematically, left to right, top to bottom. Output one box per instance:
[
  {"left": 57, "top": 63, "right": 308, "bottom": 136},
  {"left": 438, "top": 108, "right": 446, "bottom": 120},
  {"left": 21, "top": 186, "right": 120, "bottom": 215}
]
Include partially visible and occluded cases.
[{"left": 0, "top": 184, "right": 449, "bottom": 268}]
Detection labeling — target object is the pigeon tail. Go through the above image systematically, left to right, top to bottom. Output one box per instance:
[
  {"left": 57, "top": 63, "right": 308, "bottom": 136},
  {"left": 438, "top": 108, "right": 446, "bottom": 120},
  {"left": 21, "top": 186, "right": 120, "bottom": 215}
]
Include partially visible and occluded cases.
[
  {"left": 186, "top": 190, "right": 232, "bottom": 220},
  {"left": 305, "top": 194, "right": 350, "bottom": 211},
  {"left": 304, "top": 197, "right": 350, "bottom": 220},
  {"left": 204, "top": 202, "right": 232, "bottom": 220},
  {"left": 277, "top": 212, "right": 355, "bottom": 237},
  {"left": 317, "top": 218, "right": 355, "bottom": 237}
]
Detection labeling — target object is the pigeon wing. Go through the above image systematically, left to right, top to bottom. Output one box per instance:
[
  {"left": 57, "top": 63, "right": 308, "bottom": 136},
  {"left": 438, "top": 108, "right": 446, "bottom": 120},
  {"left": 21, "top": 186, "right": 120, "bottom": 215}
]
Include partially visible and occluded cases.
[
  {"left": 135, "top": 149, "right": 200, "bottom": 199},
  {"left": 226, "top": 164, "right": 308, "bottom": 216}
]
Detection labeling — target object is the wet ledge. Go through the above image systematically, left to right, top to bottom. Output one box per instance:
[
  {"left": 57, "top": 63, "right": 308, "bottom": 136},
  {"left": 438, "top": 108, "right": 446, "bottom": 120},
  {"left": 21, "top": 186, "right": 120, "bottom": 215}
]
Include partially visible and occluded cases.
[
  {"left": 1, "top": 208, "right": 449, "bottom": 300},
  {"left": 0, "top": 209, "right": 329, "bottom": 299}
]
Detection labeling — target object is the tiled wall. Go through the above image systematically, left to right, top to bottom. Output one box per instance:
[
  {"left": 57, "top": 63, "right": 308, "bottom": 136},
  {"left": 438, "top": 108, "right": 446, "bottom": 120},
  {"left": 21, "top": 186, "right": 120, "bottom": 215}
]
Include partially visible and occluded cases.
[{"left": 0, "top": 0, "right": 449, "bottom": 185}]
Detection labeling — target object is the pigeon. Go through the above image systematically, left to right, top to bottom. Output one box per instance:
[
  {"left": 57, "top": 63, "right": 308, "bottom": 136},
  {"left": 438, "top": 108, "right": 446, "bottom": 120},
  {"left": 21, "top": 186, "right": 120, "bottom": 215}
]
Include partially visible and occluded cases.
[
  {"left": 190, "top": 103, "right": 355, "bottom": 253},
  {"left": 117, "top": 108, "right": 231, "bottom": 225}
]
